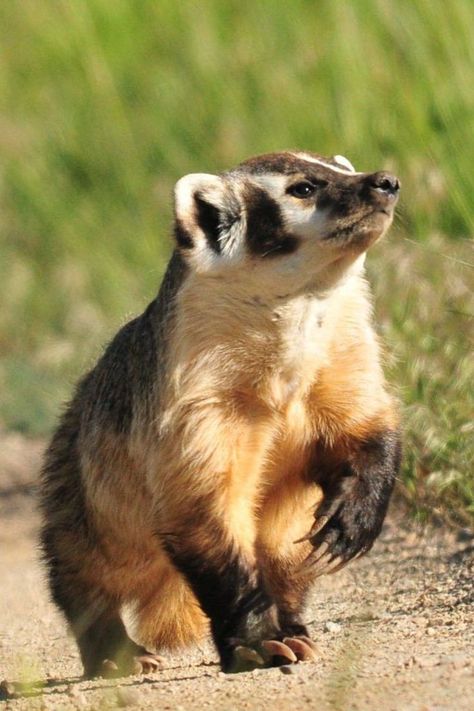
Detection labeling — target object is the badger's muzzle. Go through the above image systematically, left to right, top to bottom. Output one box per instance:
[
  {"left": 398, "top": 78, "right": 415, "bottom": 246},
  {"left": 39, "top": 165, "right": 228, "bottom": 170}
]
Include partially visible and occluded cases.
[{"left": 362, "top": 171, "right": 401, "bottom": 214}]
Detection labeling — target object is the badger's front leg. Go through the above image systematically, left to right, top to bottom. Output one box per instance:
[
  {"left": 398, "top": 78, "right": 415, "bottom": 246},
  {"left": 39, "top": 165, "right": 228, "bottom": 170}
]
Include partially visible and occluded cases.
[
  {"left": 301, "top": 429, "right": 402, "bottom": 575},
  {"left": 162, "top": 521, "right": 280, "bottom": 672}
]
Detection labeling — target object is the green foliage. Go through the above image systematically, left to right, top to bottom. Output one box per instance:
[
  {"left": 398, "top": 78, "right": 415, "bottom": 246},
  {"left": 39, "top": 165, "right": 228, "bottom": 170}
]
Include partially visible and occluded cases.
[
  {"left": 0, "top": 0, "right": 472, "bottom": 521},
  {"left": 370, "top": 236, "right": 474, "bottom": 525}
]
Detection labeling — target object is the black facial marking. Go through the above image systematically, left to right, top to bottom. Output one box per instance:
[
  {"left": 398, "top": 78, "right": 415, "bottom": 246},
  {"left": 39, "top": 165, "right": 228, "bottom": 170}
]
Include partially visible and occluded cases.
[
  {"left": 236, "top": 152, "right": 399, "bottom": 239},
  {"left": 316, "top": 183, "right": 360, "bottom": 217},
  {"left": 245, "top": 185, "right": 299, "bottom": 258},
  {"left": 194, "top": 192, "right": 222, "bottom": 254}
]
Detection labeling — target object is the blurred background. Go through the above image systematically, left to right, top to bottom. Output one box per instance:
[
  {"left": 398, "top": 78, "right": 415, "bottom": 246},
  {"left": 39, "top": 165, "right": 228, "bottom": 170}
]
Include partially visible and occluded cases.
[{"left": 0, "top": 0, "right": 472, "bottom": 524}]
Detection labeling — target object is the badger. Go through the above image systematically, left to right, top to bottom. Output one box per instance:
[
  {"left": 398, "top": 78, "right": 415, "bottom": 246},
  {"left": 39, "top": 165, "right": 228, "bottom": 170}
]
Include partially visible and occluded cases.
[{"left": 40, "top": 150, "right": 401, "bottom": 677}]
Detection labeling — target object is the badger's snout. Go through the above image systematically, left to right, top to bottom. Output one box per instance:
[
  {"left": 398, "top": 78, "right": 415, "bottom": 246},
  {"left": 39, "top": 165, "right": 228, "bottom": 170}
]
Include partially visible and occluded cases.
[{"left": 363, "top": 171, "right": 400, "bottom": 212}]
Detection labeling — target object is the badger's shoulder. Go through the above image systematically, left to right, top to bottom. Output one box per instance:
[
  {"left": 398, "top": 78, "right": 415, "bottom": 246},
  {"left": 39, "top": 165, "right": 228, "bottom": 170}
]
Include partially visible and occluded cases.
[{"left": 73, "top": 251, "right": 187, "bottom": 436}]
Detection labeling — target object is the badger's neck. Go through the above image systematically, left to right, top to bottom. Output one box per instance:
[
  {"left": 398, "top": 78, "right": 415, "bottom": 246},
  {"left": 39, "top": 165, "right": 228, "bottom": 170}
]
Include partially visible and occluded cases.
[{"left": 165, "top": 254, "right": 372, "bottom": 411}]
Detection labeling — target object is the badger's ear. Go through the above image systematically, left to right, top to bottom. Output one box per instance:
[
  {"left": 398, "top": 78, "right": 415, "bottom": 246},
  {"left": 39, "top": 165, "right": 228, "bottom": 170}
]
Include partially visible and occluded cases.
[{"left": 173, "top": 173, "right": 242, "bottom": 256}]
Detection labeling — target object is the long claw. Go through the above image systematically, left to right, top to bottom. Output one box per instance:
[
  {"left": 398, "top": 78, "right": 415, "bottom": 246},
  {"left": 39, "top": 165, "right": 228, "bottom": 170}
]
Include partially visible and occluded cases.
[
  {"left": 310, "top": 514, "right": 331, "bottom": 536},
  {"left": 294, "top": 515, "right": 330, "bottom": 544},
  {"left": 294, "top": 531, "right": 315, "bottom": 544},
  {"left": 310, "top": 540, "right": 331, "bottom": 561},
  {"left": 299, "top": 541, "right": 332, "bottom": 571},
  {"left": 304, "top": 551, "right": 334, "bottom": 576},
  {"left": 323, "top": 555, "right": 346, "bottom": 575},
  {"left": 295, "top": 635, "right": 320, "bottom": 653},
  {"left": 282, "top": 637, "right": 318, "bottom": 661},
  {"left": 261, "top": 640, "right": 297, "bottom": 663}
]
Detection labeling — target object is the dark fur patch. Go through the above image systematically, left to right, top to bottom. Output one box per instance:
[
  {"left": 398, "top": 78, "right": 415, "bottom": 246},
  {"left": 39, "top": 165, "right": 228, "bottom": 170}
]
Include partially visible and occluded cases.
[
  {"left": 235, "top": 151, "right": 351, "bottom": 177},
  {"left": 236, "top": 152, "right": 325, "bottom": 176},
  {"left": 316, "top": 182, "right": 360, "bottom": 217},
  {"left": 244, "top": 185, "right": 299, "bottom": 258},
  {"left": 194, "top": 192, "right": 222, "bottom": 253},
  {"left": 174, "top": 218, "right": 193, "bottom": 249},
  {"left": 82, "top": 251, "right": 188, "bottom": 435},
  {"left": 40, "top": 401, "right": 98, "bottom": 644},
  {"left": 40, "top": 401, "right": 92, "bottom": 541},
  {"left": 306, "top": 429, "right": 402, "bottom": 563},
  {"left": 162, "top": 531, "right": 275, "bottom": 669}
]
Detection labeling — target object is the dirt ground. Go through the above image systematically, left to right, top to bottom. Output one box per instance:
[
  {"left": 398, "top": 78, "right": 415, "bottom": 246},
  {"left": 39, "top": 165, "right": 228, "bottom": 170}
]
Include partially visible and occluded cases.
[{"left": 0, "top": 432, "right": 472, "bottom": 711}]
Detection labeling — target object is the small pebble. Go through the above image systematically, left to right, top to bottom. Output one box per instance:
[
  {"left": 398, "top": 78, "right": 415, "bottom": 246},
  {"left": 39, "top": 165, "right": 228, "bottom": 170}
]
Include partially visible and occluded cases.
[
  {"left": 456, "top": 528, "right": 473, "bottom": 542},
  {"left": 412, "top": 616, "right": 428, "bottom": 627},
  {"left": 324, "top": 621, "right": 342, "bottom": 634},
  {"left": 279, "top": 664, "right": 306, "bottom": 675},
  {"left": 0, "top": 680, "right": 15, "bottom": 700},
  {"left": 115, "top": 686, "right": 141, "bottom": 707}
]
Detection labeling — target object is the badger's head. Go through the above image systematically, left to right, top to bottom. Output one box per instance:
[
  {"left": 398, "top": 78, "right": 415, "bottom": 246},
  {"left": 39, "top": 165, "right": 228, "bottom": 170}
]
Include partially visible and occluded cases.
[{"left": 174, "top": 151, "right": 400, "bottom": 290}]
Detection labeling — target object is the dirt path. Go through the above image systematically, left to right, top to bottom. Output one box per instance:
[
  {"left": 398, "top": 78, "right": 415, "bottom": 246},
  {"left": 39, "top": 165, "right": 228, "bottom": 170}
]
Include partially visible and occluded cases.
[{"left": 0, "top": 434, "right": 472, "bottom": 710}]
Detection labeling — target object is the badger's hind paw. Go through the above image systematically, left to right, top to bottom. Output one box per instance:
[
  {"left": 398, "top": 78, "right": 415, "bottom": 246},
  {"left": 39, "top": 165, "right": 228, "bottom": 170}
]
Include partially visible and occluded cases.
[
  {"left": 228, "top": 636, "right": 318, "bottom": 673},
  {"left": 100, "top": 653, "right": 166, "bottom": 678},
  {"left": 133, "top": 653, "right": 167, "bottom": 675}
]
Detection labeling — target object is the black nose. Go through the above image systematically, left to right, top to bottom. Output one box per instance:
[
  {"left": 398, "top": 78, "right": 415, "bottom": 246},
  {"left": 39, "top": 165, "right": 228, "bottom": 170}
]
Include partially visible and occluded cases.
[{"left": 367, "top": 171, "right": 400, "bottom": 196}]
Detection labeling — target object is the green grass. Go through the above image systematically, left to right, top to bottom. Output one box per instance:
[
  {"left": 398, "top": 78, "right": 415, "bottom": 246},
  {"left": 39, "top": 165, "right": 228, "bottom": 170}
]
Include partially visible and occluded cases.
[{"left": 0, "top": 0, "right": 472, "bottom": 523}]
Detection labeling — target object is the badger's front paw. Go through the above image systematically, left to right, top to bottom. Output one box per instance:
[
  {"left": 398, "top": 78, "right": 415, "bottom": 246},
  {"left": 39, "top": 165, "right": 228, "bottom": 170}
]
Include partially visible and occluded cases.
[
  {"left": 298, "top": 473, "right": 389, "bottom": 576},
  {"left": 226, "top": 636, "right": 318, "bottom": 673}
]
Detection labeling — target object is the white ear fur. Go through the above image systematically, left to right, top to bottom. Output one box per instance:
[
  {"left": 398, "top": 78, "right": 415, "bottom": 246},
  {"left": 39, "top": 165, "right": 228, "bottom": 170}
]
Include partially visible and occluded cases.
[
  {"left": 173, "top": 173, "right": 245, "bottom": 270},
  {"left": 174, "top": 173, "right": 226, "bottom": 228}
]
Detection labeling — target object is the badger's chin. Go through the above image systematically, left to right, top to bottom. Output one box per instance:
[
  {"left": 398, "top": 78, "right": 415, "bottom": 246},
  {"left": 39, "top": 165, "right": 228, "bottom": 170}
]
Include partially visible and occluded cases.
[{"left": 323, "top": 210, "right": 393, "bottom": 249}]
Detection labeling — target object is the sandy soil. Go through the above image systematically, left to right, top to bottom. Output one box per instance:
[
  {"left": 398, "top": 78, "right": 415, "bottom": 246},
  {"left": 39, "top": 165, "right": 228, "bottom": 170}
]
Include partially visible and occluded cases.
[{"left": 0, "top": 432, "right": 472, "bottom": 711}]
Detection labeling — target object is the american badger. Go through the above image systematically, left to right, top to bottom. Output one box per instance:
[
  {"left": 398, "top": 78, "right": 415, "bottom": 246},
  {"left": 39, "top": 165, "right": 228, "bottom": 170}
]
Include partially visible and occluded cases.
[{"left": 40, "top": 151, "right": 401, "bottom": 677}]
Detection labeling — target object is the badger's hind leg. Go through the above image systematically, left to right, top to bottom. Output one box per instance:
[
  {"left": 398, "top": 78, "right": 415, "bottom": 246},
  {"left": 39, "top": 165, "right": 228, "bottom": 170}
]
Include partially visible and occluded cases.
[
  {"left": 40, "top": 418, "right": 167, "bottom": 678},
  {"left": 41, "top": 525, "right": 165, "bottom": 679},
  {"left": 69, "top": 598, "right": 150, "bottom": 678},
  {"left": 71, "top": 603, "right": 166, "bottom": 678}
]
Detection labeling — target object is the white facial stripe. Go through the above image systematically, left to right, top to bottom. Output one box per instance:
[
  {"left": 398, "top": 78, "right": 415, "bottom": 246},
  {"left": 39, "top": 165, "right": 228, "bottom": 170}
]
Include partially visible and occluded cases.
[
  {"left": 292, "top": 152, "right": 362, "bottom": 176},
  {"left": 333, "top": 154, "right": 356, "bottom": 172},
  {"left": 252, "top": 174, "right": 288, "bottom": 194}
]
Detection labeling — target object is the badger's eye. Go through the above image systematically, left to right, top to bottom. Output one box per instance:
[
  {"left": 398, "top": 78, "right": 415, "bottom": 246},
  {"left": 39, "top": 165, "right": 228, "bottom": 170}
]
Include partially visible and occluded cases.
[{"left": 287, "top": 181, "right": 316, "bottom": 198}]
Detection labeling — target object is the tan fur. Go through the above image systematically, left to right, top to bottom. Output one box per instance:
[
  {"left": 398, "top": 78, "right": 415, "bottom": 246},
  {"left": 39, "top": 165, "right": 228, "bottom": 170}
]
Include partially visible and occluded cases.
[
  {"left": 117, "top": 258, "right": 396, "bottom": 646},
  {"left": 45, "top": 259, "right": 396, "bottom": 653}
]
